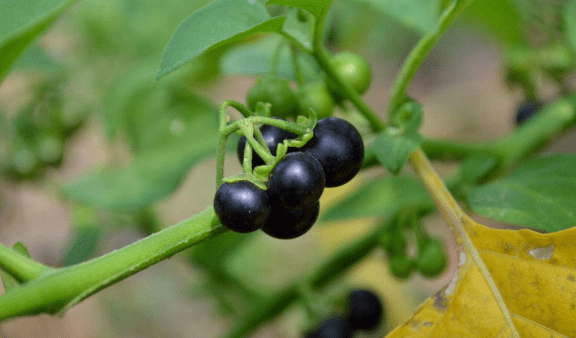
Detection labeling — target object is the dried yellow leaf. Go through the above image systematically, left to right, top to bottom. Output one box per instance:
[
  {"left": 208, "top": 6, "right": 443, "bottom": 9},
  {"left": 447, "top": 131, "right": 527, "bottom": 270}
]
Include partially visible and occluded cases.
[{"left": 387, "top": 149, "right": 576, "bottom": 338}]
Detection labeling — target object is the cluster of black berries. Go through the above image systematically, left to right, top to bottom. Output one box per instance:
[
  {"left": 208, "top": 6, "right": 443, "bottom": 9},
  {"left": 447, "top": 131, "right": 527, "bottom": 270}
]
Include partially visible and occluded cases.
[
  {"left": 214, "top": 117, "right": 364, "bottom": 239},
  {"left": 305, "top": 289, "right": 384, "bottom": 338}
]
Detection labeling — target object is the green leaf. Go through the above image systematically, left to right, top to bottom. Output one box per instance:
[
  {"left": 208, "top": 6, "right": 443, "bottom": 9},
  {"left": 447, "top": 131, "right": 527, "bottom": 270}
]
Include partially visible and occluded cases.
[
  {"left": 0, "top": 0, "right": 76, "bottom": 82},
  {"left": 157, "top": 0, "right": 286, "bottom": 79},
  {"left": 267, "top": 0, "right": 334, "bottom": 18},
  {"left": 358, "top": 0, "right": 440, "bottom": 34},
  {"left": 462, "top": 0, "right": 525, "bottom": 45},
  {"left": 565, "top": 0, "right": 576, "bottom": 51},
  {"left": 221, "top": 35, "right": 321, "bottom": 79},
  {"left": 10, "top": 44, "right": 63, "bottom": 72},
  {"left": 104, "top": 63, "right": 218, "bottom": 152},
  {"left": 67, "top": 87, "right": 219, "bottom": 211},
  {"left": 369, "top": 129, "right": 422, "bottom": 175},
  {"left": 65, "top": 135, "right": 216, "bottom": 211},
  {"left": 460, "top": 154, "right": 497, "bottom": 183},
  {"left": 468, "top": 154, "right": 576, "bottom": 232},
  {"left": 322, "top": 176, "right": 433, "bottom": 221},
  {"left": 61, "top": 226, "right": 103, "bottom": 267},
  {"left": 192, "top": 231, "right": 253, "bottom": 271},
  {"left": 1, "top": 242, "right": 31, "bottom": 291}
]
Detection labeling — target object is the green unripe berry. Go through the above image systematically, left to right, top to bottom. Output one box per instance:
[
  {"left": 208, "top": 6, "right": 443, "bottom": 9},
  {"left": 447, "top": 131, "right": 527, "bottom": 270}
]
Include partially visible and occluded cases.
[
  {"left": 328, "top": 52, "right": 372, "bottom": 99},
  {"left": 247, "top": 76, "right": 298, "bottom": 118},
  {"left": 296, "top": 82, "right": 334, "bottom": 119},
  {"left": 38, "top": 134, "right": 64, "bottom": 164},
  {"left": 12, "top": 144, "right": 38, "bottom": 175},
  {"left": 383, "top": 230, "right": 407, "bottom": 256},
  {"left": 417, "top": 238, "right": 447, "bottom": 278},
  {"left": 388, "top": 255, "right": 414, "bottom": 279}
]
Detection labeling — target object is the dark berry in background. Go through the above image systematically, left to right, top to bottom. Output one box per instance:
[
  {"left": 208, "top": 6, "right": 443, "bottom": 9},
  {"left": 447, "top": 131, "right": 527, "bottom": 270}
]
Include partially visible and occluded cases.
[
  {"left": 515, "top": 100, "right": 542, "bottom": 126},
  {"left": 302, "top": 118, "right": 364, "bottom": 187},
  {"left": 237, "top": 123, "right": 297, "bottom": 168},
  {"left": 268, "top": 152, "right": 325, "bottom": 209},
  {"left": 213, "top": 180, "right": 271, "bottom": 233},
  {"left": 261, "top": 201, "right": 320, "bottom": 239},
  {"left": 347, "top": 289, "right": 384, "bottom": 331},
  {"left": 308, "top": 316, "right": 355, "bottom": 338}
]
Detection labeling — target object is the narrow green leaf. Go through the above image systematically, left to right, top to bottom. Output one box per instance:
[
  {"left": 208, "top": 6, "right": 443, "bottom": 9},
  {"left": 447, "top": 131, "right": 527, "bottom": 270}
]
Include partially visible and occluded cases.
[
  {"left": 0, "top": 0, "right": 76, "bottom": 82},
  {"left": 157, "top": 0, "right": 286, "bottom": 79},
  {"left": 267, "top": 0, "right": 334, "bottom": 18},
  {"left": 358, "top": 0, "right": 440, "bottom": 34},
  {"left": 463, "top": 0, "right": 525, "bottom": 45},
  {"left": 565, "top": 0, "right": 576, "bottom": 51},
  {"left": 370, "top": 130, "right": 422, "bottom": 175},
  {"left": 469, "top": 154, "right": 576, "bottom": 232},
  {"left": 322, "top": 176, "right": 433, "bottom": 221},
  {"left": 61, "top": 226, "right": 103, "bottom": 267},
  {"left": 192, "top": 231, "right": 253, "bottom": 271}
]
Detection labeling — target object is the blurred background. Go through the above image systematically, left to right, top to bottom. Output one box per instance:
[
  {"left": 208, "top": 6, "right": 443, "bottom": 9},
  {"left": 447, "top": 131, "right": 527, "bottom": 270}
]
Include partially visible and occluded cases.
[{"left": 0, "top": 0, "right": 575, "bottom": 337}]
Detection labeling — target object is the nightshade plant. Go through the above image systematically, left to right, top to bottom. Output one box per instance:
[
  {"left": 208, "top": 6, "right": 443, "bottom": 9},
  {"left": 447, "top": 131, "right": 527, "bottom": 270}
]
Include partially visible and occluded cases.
[{"left": 1, "top": 0, "right": 576, "bottom": 337}]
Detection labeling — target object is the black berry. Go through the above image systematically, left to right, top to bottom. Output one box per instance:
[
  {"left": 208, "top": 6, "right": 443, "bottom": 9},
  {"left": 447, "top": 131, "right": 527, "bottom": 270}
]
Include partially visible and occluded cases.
[
  {"left": 515, "top": 100, "right": 542, "bottom": 126},
  {"left": 302, "top": 118, "right": 364, "bottom": 187},
  {"left": 237, "top": 122, "right": 297, "bottom": 168},
  {"left": 268, "top": 152, "right": 325, "bottom": 209},
  {"left": 213, "top": 180, "right": 271, "bottom": 233},
  {"left": 261, "top": 201, "right": 319, "bottom": 239},
  {"left": 347, "top": 289, "right": 384, "bottom": 331},
  {"left": 310, "top": 316, "right": 355, "bottom": 338}
]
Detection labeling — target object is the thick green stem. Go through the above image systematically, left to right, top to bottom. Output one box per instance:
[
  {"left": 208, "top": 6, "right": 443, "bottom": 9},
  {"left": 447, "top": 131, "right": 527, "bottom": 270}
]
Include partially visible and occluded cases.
[
  {"left": 387, "top": 0, "right": 474, "bottom": 120},
  {"left": 311, "top": 11, "right": 385, "bottom": 133},
  {"left": 493, "top": 96, "right": 576, "bottom": 170},
  {"left": 421, "top": 138, "right": 491, "bottom": 160},
  {"left": 0, "top": 207, "right": 225, "bottom": 321},
  {"left": 0, "top": 246, "right": 51, "bottom": 283}
]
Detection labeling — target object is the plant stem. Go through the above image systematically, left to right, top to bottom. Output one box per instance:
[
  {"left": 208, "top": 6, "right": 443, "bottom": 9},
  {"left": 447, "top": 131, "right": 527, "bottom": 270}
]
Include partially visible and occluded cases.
[
  {"left": 387, "top": 0, "right": 475, "bottom": 121},
  {"left": 311, "top": 10, "right": 385, "bottom": 133},
  {"left": 279, "top": 31, "right": 312, "bottom": 54},
  {"left": 290, "top": 47, "right": 306, "bottom": 86},
  {"left": 493, "top": 95, "right": 576, "bottom": 171},
  {"left": 421, "top": 138, "right": 492, "bottom": 160},
  {"left": 0, "top": 207, "right": 225, "bottom": 321},
  {"left": 0, "top": 246, "right": 51, "bottom": 283}
]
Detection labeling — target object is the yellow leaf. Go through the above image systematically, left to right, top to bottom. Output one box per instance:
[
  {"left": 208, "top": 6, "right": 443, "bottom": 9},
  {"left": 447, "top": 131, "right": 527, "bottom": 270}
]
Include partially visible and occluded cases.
[{"left": 387, "top": 149, "right": 576, "bottom": 338}]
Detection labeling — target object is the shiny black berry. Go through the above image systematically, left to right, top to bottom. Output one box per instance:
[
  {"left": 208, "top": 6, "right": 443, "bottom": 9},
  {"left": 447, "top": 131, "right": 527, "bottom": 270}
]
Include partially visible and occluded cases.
[
  {"left": 302, "top": 118, "right": 364, "bottom": 187},
  {"left": 237, "top": 122, "right": 297, "bottom": 168},
  {"left": 268, "top": 152, "right": 325, "bottom": 209},
  {"left": 213, "top": 180, "right": 271, "bottom": 233},
  {"left": 261, "top": 201, "right": 319, "bottom": 239},
  {"left": 347, "top": 289, "right": 384, "bottom": 331},
  {"left": 310, "top": 316, "right": 355, "bottom": 338}
]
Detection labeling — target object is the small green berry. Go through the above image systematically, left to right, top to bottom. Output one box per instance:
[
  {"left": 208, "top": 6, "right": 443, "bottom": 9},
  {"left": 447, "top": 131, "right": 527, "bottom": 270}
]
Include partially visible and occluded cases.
[
  {"left": 247, "top": 76, "right": 298, "bottom": 118},
  {"left": 297, "top": 82, "right": 334, "bottom": 119},
  {"left": 417, "top": 238, "right": 448, "bottom": 278},
  {"left": 388, "top": 255, "right": 414, "bottom": 279}
]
